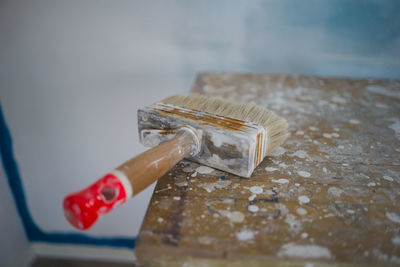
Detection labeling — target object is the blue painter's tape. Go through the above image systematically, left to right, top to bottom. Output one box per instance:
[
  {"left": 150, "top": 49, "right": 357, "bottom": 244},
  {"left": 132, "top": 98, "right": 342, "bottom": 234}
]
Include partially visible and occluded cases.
[{"left": 0, "top": 105, "right": 135, "bottom": 249}]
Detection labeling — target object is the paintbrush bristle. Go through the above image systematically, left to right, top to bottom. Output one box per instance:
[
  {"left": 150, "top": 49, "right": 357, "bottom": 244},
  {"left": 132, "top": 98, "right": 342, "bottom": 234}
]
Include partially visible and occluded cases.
[{"left": 162, "top": 94, "right": 289, "bottom": 155}]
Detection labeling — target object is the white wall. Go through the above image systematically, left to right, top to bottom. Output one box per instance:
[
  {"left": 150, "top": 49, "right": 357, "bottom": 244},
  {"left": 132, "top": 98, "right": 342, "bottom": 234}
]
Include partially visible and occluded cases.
[
  {"left": 0, "top": 0, "right": 399, "bottom": 246},
  {"left": 0, "top": 166, "right": 30, "bottom": 267}
]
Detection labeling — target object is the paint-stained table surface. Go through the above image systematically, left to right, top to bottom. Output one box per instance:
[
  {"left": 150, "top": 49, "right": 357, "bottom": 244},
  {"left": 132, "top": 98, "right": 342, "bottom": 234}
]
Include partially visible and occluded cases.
[{"left": 135, "top": 73, "right": 400, "bottom": 266}]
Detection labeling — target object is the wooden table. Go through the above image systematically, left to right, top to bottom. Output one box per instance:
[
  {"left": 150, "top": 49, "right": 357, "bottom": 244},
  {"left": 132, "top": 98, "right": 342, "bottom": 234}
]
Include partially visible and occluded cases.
[{"left": 135, "top": 73, "right": 400, "bottom": 266}]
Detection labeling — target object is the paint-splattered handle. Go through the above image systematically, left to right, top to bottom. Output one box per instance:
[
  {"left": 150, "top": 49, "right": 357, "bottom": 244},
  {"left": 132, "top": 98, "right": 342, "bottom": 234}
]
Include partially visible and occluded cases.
[
  {"left": 63, "top": 126, "right": 200, "bottom": 230},
  {"left": 63, "top": 172, "right": 128, "bottom": 230}
]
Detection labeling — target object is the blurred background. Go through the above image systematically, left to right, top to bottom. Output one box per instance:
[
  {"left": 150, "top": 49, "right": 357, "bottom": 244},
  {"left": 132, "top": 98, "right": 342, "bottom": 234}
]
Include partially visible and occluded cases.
[{"left": 1, "top": 0, "right": 399, "bottom": 266}]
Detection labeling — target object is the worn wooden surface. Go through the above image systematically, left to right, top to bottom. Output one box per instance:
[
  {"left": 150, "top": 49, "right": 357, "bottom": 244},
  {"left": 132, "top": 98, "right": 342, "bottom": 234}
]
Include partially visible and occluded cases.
[{"left": 135, "top": 73, "right": 400, "bottom": 266}]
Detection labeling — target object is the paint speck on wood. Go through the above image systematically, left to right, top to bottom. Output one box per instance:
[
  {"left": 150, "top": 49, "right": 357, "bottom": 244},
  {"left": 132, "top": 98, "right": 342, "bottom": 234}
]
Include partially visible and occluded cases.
[
  {"left": 297, "top": 171, "right": 311, "bottom": 178},
  {"left": 298, "top": 195, "right": 310, "bottom": 204}
]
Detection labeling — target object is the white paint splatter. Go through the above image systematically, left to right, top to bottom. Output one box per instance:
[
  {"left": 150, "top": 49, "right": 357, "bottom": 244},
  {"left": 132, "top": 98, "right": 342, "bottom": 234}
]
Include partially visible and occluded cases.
[
  {"left": 367, "top": 85, "right": 400, "bottom": 99},
  {"left": 331, "top": 95, "right": 347, "bottom": 104},
  {"left": 375, "top": 102, "right": 389, "bottom": 109},
  {"left": 350, "top": 119, "right": 361, "bottom": 125},
  {"left": 389, "top": 119, "right": 400, "bottom": 141},
  {"left": 309, "top": 126, "right": 319, "bottom": 131},
  {"left": 295, "top": 130, "right": 304, "bottom": 135},
  {"left": 209, "top": 132, "right": 225, "bottom": 148},
  {"left": 331, "top": 132, "right": 340, "bottom": 138},
  {"left": 323, "top": 133, "right": 332, "bottom": 138},
  {"left": 289, "top": 150, "right": 309, "bottom": 159},
  {"left": 279, "top": 162, "right": 288, "bottom": 169},
  {"left": 196, "top": 166, "right": 215, "bottom": 174},
  {"left": 265, "top": 167, "right": 278, "bottom": 172},
  {"left": 322, "top": 167, "right": 327, "bottom": 174},
  {"left": 298, "top": 171, "right": 311, "bottom": 178},
  {"left": 191, "top": 172, "right": 197, "bottom": 177},
  {"left": 383, "top": 175, "right": 394, "bottom": 182},
  {"left": 271, "top": 178, "right": 290, "bottom": 184},
  {"left": 198, "top": 180, "right": 231, "bottom": 193},
  {"left": 175, "top": 181, "right": 188, "bottom": 187},
  {"left": 367, "top": 182, "right": 376, "bottom": 187},
  {"left": 232, "top": 183, "right": 240, "bottom": 189},
  {"left": 295, "top": 183, "right": 300, "bottom": 187},
  {"left": 249, "top": 186, "right": 263, "bottom": 194},
  {"left": 327, "top": 187, "right": 343, "bottom": 198},
  {"left": 248, "top": 194, "right": 256, "bottom": 201},
  {"left": 298, "top": 195, "right": 310, "bottom": 204},
  {"left": 173, "top": 196, "right": 181, "bottom": 201},
  {"left": 248, "top": 205, "right": 259, "bottom": 212},
  {"left": 296, "top": 207, "right": 307, "bottom": 216},
  {"left": 346, "top": 209, "right": 355, "bottom": 214},
  {"left": 220, "top": 210, "right": 245, "bottom": 223},
  {"left": 386, "top": 212, "right": 400, "bottom": 224},
  {"left": 285, "top": 214, "right": 302, "bottom": 233},
  {"left": 157, "top": 217, "right": 163, "bottom": 223},
  {"left": 236, "top": 230, "right": 254, "bottom": 241},
  {"left": 301, "top": 232, "right": 309, "bottom": 238},
  {"left": 198, "top": 236, "right": 213, "bottom": 245},
  {"left": 392, "top": 236, "right": 400, "bottom": 246},
  {"left": 277, "top": 243, "right": 331, "bottom": 259},
  {"left": 372, "top": 248, "right": 400, "bottom": 264}
]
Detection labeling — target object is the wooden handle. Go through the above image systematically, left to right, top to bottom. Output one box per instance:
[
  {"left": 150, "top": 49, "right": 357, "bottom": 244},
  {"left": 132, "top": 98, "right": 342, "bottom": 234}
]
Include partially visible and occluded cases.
[
  {"left": 63, "top": 127, "right": 199, "bottom": 230},
  {"left": 117, "top": 128, "right": 198, "bottom": 196}
]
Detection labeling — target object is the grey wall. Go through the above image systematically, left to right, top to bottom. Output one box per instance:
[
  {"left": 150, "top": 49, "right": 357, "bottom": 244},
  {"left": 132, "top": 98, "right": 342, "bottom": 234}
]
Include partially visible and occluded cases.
[
  {"left": 0, "top": 0, "right": 399, "bottom": 250},
  {"left": 0, "top": 167, "right": 29, "bottom": 266}
]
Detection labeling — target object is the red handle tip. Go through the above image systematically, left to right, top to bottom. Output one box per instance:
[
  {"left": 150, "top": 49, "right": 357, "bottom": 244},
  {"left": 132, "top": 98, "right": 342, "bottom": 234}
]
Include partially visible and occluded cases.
[{"left": 63, "top": 173, "right": 128, "bottom": 230}]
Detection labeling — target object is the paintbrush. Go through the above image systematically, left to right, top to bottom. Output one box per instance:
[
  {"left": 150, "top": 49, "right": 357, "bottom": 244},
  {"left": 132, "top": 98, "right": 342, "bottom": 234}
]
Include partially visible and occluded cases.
[{"left": 63, "top": 94, "right": 288, "bottom": 230}]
